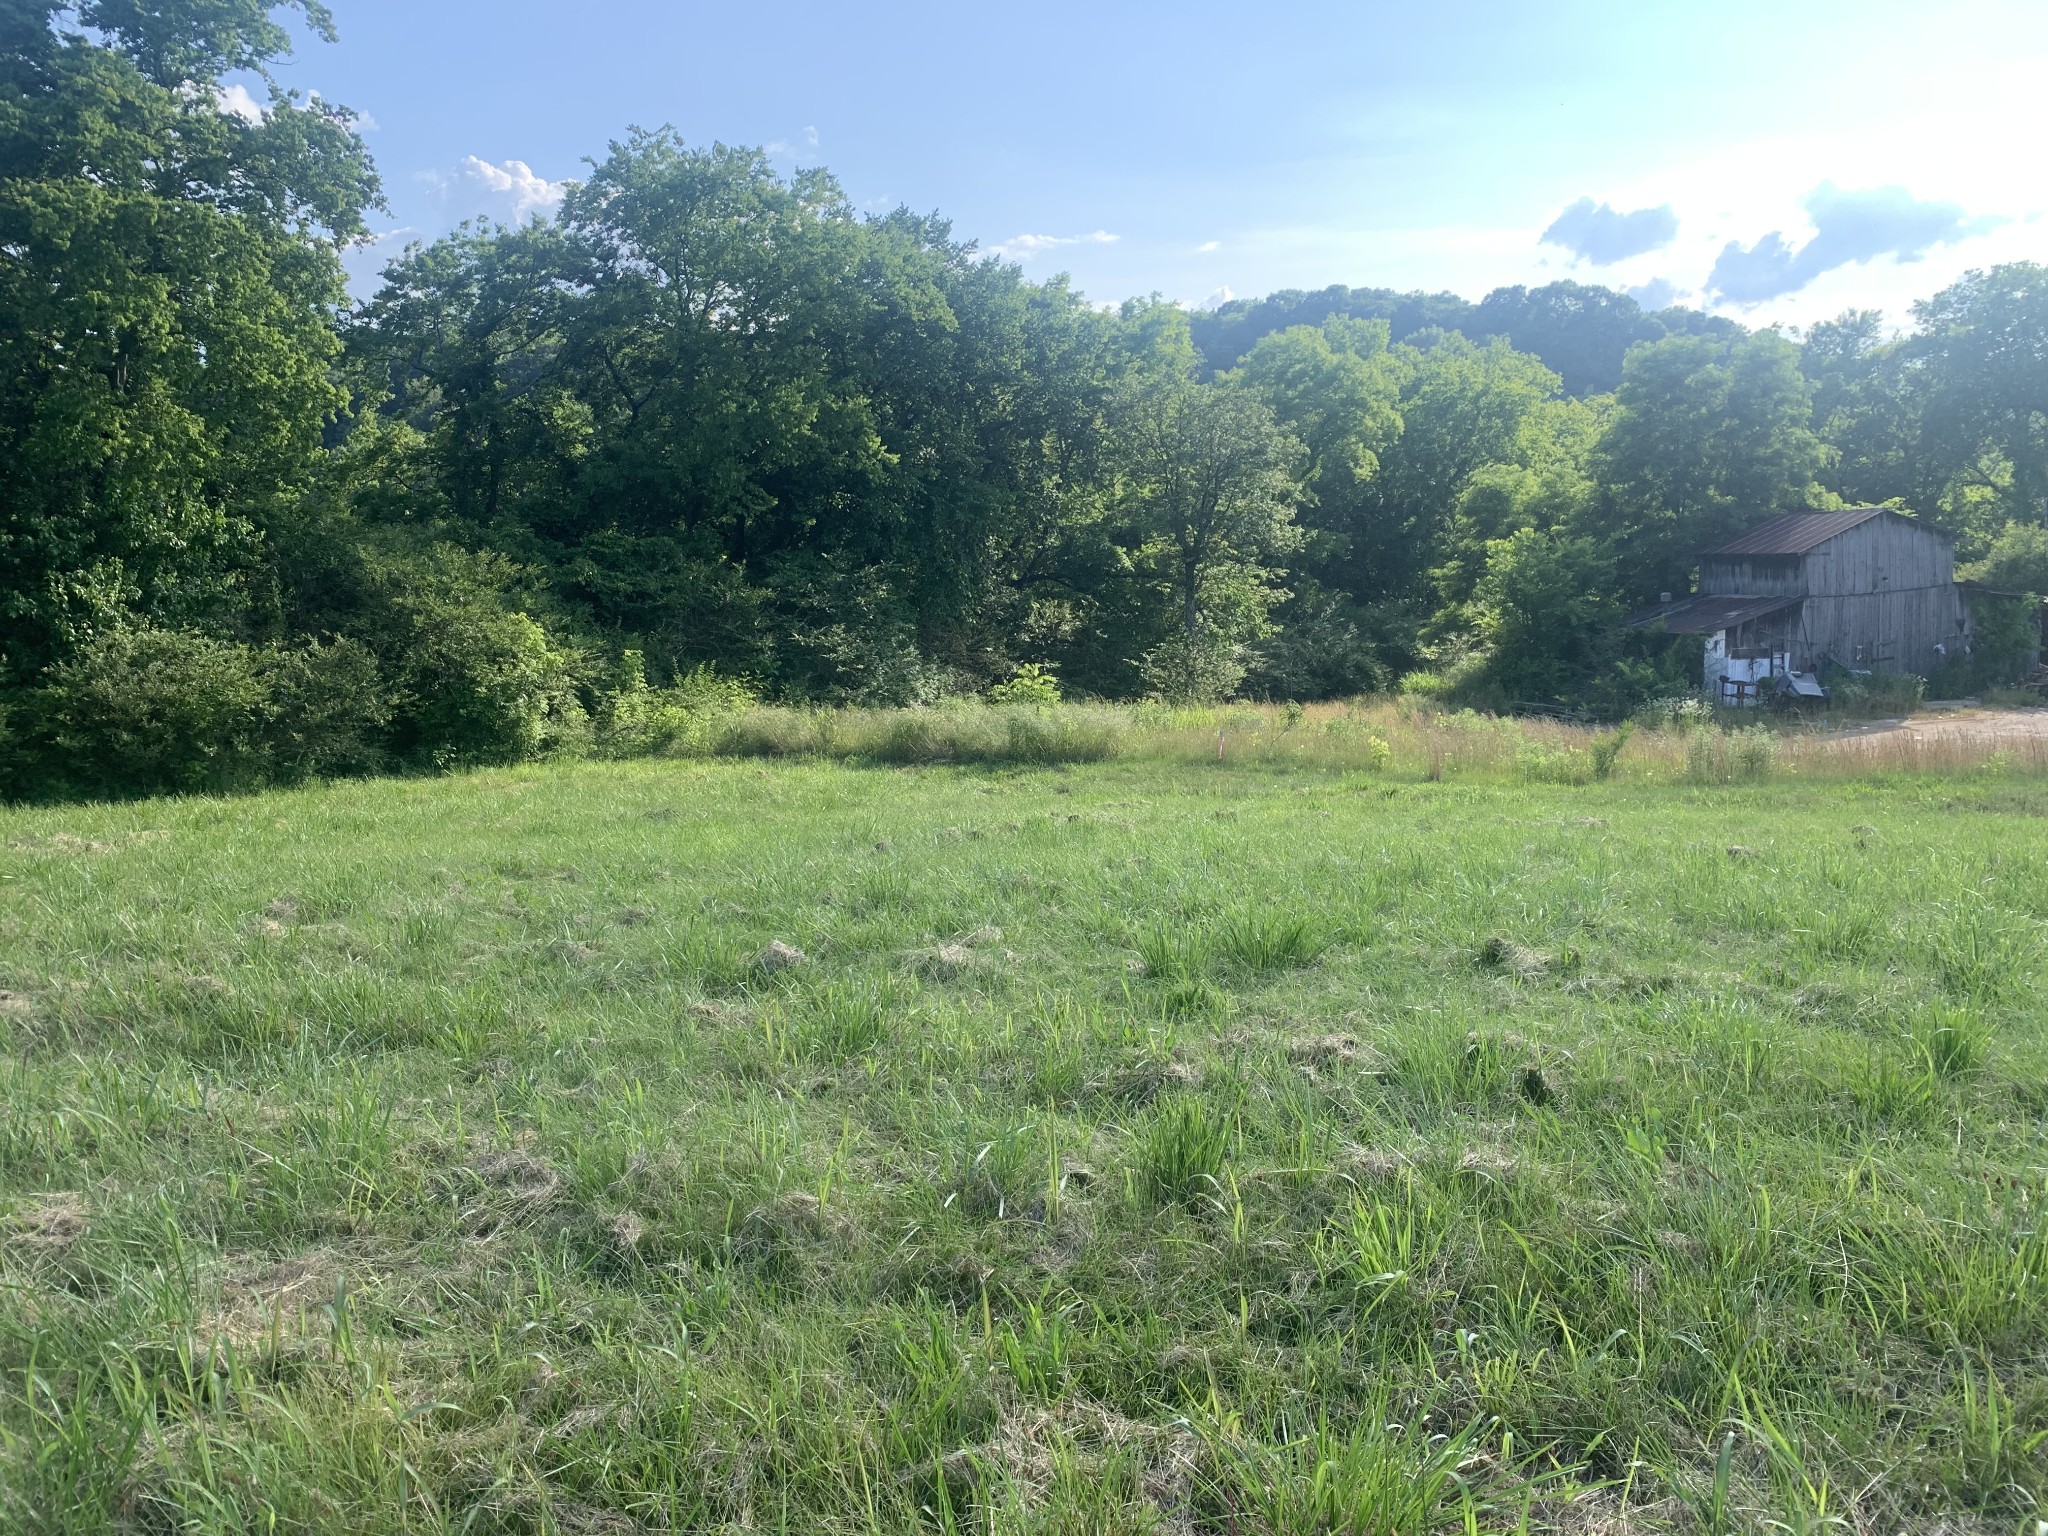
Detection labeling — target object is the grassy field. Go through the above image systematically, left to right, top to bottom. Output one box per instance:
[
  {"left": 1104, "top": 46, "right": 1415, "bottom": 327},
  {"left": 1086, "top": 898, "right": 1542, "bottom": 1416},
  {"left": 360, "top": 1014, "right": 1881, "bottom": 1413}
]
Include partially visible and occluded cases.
[{"left": 4, "top": 753, "right": 2047, "bottom": 1533}]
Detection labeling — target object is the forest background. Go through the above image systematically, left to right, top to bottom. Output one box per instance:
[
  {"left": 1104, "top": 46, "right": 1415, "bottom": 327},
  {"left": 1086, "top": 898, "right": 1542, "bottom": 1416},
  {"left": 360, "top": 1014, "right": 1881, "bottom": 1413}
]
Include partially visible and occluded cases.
[{"left": 6, "top": 0, "right": 2048, "bottom": 801}]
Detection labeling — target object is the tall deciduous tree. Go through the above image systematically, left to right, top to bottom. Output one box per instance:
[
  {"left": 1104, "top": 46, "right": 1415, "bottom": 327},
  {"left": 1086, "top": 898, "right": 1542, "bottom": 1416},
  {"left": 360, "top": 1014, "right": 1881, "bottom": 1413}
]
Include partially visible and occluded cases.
[
  {"left": 0, "top": 0, "right": 378, "bottom": 679},
  {"left": 350, "top": 132, "right": 1144, "bottom": 700},
  {"left": 1907, "top": 263, "right": 2048, "bottom": 537},
  {"left": 1801, "top": 310, "right": 1923, "bottom": 514},
  {"left": 1232, "top": 318, "right": 1402, "bottom": 573},
  {"left": 1595, "top": 330, "right": 1828, "bottom": 602},
  {"left": 1112, "top": 376, "right": 1304, "bottom": 699}
]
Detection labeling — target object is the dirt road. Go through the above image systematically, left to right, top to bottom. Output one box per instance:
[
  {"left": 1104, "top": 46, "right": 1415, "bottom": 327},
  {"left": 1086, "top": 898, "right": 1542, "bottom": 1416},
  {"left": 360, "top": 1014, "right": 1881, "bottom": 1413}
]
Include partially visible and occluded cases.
[{"left": 1832, "top": 704, "right": 2048, "bottom": 746}]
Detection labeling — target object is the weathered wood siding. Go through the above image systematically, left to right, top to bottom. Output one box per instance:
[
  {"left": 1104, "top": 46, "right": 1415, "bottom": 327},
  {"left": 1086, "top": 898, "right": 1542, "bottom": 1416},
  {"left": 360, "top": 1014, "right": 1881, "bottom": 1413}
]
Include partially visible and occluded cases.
[
  {"left": 1699, "top": 515, "right": 1970, "bottom": 677},
  {"left": 1798, "top": 515, "right": 1955, "bottom": 597},
  {"left": 1796, "top": 518, "right": 1966, "bottom": 675},
  {"left": 1699, "top": 555, "right": 1803, "bottom": 597}
]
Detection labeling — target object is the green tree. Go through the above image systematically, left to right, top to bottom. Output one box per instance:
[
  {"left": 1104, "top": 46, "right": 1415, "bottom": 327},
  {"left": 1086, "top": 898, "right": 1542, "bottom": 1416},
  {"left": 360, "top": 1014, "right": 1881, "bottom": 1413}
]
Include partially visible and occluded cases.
[
  {"left": 0, "top": 0, "right": 379, "bottom": 679},
  {"left": 352, "top": 134, "right": 1136, "bottom": 699},
  {"left": 1907, "top": 264, "right": 2048, "bottom": 539},
  {"left": 1471, "top": 281, "right": 1669, "bottom": 396},
  {"left": 1802, "top": 310, "right": 1924, "bottom": 514},
  {"left": 1233, "top": 318, "right": 1402, "bottom": 569},
  {"left": 1594, "top": 330, "right": 1828, "bottom": 602},
  {"left": 1351, "top": 333, "right": 1578, "bottom": 690},
  {"left": 1111, "top": 376, "right": 1304, "bottom": 700},
  {"left": 1427, "top": 397, "right": 1606, "bottom": 612},
  {"left": 1961, "top": 521, "right": 2048, "bottom": 597},
  {"left": 1467, "top": 527, "right": 1620, "bottom": 702}
]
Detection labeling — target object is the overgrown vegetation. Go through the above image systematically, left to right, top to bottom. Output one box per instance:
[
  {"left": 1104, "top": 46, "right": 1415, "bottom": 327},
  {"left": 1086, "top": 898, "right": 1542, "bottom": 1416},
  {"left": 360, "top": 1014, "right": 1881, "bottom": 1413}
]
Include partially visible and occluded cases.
[
  {"left": 5, "top": 2, "right": 2046, "bottom": 806},
  {"left": 4, "top": 757, "right": 2046, "bottom": 1531}
]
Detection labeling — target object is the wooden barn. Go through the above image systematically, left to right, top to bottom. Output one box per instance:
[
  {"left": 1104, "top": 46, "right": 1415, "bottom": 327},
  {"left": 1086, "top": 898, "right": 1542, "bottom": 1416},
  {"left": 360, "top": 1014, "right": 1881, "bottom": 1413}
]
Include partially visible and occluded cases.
[{"left": 1627, "top": 509, "right": 1983, "bottom": 703}]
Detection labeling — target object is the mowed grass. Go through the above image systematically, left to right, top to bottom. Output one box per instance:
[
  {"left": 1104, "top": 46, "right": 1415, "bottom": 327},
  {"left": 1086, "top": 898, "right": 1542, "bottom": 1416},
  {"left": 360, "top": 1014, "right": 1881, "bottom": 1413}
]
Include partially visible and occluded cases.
[{"left": 3, "top": 759, "right": 2047, "bottom": 1534}]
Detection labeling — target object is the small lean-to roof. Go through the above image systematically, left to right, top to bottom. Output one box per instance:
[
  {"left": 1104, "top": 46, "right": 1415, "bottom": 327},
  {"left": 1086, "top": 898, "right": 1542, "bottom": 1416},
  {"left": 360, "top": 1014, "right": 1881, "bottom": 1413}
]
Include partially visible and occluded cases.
[
  {"left": 1702, "top": 507, "right": 1943, "bottom": 558},
  {"left": 1624, "top": 592, "right": 1803, "bottom": 633}
]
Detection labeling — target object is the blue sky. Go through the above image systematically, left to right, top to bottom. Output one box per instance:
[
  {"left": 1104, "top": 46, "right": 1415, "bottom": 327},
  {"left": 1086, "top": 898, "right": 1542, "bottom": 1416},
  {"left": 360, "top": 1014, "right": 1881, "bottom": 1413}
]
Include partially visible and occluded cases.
[{"left": 255, "top": 0, "right": 2048, "bottom": 328}]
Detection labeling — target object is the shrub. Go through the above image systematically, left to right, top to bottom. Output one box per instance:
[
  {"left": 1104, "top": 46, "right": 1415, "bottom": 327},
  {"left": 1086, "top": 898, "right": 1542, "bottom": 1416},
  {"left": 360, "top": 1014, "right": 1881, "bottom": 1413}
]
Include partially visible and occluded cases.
[
  {"left": 1960, "top": 520, "right": 2048, "bottom": 596},
  {"left": 369, "top": 547, "right": 583, "bottom": 769},
  {"left": 32, "top": 628, "right": 268, "bottom": 797},
  {"left": 1140, "top": 631, "right": 1246, "bottom": 705},
  {"left": 257, "top": 637, "right": 390, "bottom": 782},
  {"left": 597, "top": 653, "right": 756, "bottom": 757},
  {"left": 987, "top": 663, "right": 1061, "bottom": 706},
  {"left": 1830, "top": 670, "right": 1924, "bottom": 718},
  {"left": 1638, "top": 695, "right": 1711, "bottom": 726},
  {"left": 999, "top": 710, "right": 1118, "bottom": 764},
  {"left": 1589, "top": 721, "right": 1634, "bottom": 780},
  {"left": 1684, "top": 724, "right": 1778, "bottom": 783},
  {"left": 1513, "top": 737, "right": 1590, "bottom": 785}
]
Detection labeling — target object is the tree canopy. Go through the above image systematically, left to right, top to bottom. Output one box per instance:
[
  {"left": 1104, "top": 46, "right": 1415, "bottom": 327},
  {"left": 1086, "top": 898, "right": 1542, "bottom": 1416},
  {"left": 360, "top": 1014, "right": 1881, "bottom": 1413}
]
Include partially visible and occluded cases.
[{"left": 0, "top": 0, "right": 377, "bottom": 679}]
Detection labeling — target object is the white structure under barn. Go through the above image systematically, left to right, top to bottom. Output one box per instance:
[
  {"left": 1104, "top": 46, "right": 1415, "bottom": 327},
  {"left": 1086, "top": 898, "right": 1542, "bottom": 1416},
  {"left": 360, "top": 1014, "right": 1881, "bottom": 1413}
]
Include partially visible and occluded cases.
[{"left": 1627, "top": 509, "right": 1983, "bottom": 704}]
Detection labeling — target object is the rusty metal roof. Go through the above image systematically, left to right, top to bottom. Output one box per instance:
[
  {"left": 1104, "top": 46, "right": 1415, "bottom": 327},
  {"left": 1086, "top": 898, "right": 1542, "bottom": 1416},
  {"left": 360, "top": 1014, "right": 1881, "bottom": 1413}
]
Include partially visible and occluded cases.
[
  {"left": 1702, "top": 508, "right": 1910, "bottom": 557},
  {"left": 1624, "top": 593, "right": 1803, "bottom": 633}
]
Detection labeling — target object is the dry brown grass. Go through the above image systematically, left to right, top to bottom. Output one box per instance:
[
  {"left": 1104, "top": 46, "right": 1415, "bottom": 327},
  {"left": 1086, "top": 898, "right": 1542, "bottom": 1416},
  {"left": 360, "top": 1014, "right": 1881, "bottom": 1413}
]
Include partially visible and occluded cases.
[{"left": 700, "top": 696, "right": 2048, "bottom": 781}]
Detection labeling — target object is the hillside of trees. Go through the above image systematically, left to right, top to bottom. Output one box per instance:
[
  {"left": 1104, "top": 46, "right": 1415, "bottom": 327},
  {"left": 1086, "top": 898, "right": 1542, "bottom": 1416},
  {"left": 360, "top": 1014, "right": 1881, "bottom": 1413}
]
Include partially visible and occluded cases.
[{"left": 5, "top": 0, "right": 2047, "bottom": 799}]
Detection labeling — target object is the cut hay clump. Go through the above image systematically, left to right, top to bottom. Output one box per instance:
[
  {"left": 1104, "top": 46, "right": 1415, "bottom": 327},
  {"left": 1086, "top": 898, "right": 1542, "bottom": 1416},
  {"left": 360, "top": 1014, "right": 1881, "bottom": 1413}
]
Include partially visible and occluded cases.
[{"left": 1476, "top": 935, "right": 1550, "bottom": 979}]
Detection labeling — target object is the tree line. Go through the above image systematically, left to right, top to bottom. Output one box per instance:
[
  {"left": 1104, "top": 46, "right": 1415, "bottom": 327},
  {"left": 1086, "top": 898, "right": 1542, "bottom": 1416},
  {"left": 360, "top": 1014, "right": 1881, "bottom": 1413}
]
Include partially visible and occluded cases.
[{"left": 4, "top": 0, "right": 2046, "bottom": 798}]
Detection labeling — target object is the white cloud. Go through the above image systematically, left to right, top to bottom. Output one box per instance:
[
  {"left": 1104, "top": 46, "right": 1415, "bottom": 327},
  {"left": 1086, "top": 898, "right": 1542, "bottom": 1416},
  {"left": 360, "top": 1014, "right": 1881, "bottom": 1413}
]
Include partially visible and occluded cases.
[
  {"left": 1189, "top": 50, "right": 2048, "bottom": 331},
  {"left": 1548, "top": 58, "right": 2048, "bottom": 326},
  {"left": 214, "top": 83, "right": 267, "bottom": 123},
  {"left": 767, "top": 125, "right": 821, "bottom": 157},
  {"left": 422, "top": 157, "right": 567, "bottom": 225},
  {"left": 1707, "top": 184, "right": 2001, "bottom": 306},
  {"left": 1540, "top": 198, "right": 1678, "bottom": 264},
  {"left": 985, "top": 229, "right": 1120, "bottom": 263},
  {"left": 1196, "top": 240, "right": 1221, "bottom": 253},
  {"left": 1624, "top": 277, "right": 1687, "bottom": 310},
  {"left": 1193, "top": 285, "right": 1234, "bottom": 310}
]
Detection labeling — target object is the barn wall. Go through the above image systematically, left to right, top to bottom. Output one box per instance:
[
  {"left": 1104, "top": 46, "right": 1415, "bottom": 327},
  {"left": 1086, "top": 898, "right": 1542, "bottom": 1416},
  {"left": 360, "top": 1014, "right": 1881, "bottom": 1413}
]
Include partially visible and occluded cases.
[
  {"left": 1799, "top": 516, "right": 1954, "bottom": 597},
  {"left": 1795, "top": 519, "right": 1964, "bottom": 674},
  {"left": 1699, "top": 556, "right": 1802, "bottom": 596},
  {"left": 1795, "top": 589, "right": 1969, "bottom": 675}
]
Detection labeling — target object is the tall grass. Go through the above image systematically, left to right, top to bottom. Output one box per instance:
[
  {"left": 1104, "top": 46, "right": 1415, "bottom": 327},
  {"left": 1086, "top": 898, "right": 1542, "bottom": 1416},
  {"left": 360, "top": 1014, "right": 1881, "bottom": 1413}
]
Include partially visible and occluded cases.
[{"left": 692, "top": 696, "right": 2048, "bottom": 781}]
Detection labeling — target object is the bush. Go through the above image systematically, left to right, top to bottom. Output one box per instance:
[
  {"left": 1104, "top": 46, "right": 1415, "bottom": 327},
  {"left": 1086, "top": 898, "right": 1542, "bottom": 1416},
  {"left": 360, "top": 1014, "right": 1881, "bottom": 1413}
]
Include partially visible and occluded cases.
[
  {"left": 1960, "top": 521, "right": 2048, "bottom": 596},
  {"left": 368, "top": 547, "right": 584, "bottom": 769},
  {"left": 1242, "top": 584, "right": 1390, "bottom": 700},
  {"left": 30, "top": 628, "right": 269, "bottom": 798},
  {"left": 1140, "top": 631, "right": 1246, "bottom": 704},
  {"left": 257, "top": 637, "right": 390, "bottom": 782},
  {"left": 596, "top": 652, "right": 756, "bottom": 757},
  {"left": 987, "top": 663, "right": 1061, "bottom": 706},
  {"left": 1829, "top": 670, "right": 1924, "bottom": 717},
  {"left": 999, "top": 709, "right": 1118, "bottom": 764},
  {"left": 1589, "top": 721, "right": 1634, "bottom": 780},
  {"left": 1683, "top": 724, "right": 1778, "bottom": 783},
  {"left": 1513, "top": 737, "right": 1592, "bottom": 784}
]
